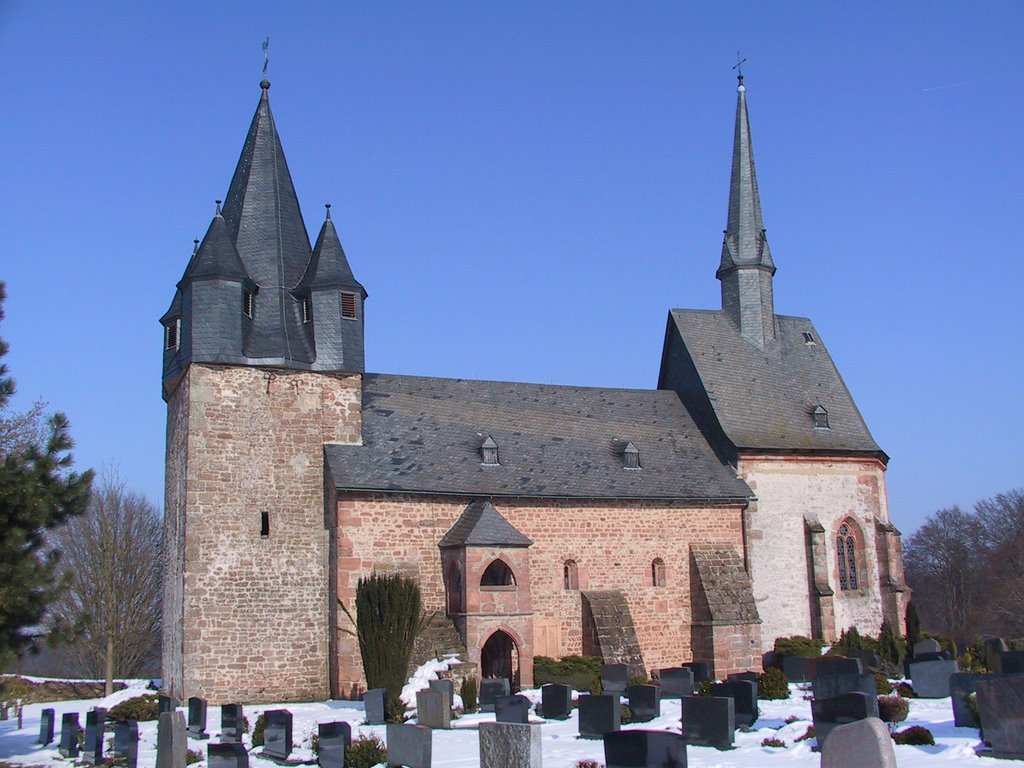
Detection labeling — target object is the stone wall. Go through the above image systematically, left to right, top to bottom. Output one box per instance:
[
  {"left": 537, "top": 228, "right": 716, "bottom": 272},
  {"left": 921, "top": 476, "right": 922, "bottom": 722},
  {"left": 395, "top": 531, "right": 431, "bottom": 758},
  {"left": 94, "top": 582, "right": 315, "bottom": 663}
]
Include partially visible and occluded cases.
[
  {"left": 167, "top": 363, "right": 361, "bottom": 703},
  {"left": 161, "top": 368, "right": 189, "bottom": 698},
  {"left": 738, "top": 454, "right": 904, "bottom": 649},
  {"left": 331, "top": 494, "right": 750, "bottom": 695}
]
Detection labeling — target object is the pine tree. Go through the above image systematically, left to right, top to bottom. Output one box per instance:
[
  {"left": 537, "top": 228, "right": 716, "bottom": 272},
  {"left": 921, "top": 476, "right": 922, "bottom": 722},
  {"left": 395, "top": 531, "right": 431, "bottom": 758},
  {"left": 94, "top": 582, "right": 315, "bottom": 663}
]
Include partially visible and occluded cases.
[
  {"left": 0, "top": 282, "right": 93, "bottom": 660},
  {"left": 906, "top": 601, "right": 922, "bottom": 650}
]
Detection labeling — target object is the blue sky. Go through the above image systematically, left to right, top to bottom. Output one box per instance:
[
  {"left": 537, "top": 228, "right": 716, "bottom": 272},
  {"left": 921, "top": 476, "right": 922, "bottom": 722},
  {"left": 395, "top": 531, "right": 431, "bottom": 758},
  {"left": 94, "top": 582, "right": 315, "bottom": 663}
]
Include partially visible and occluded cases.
[{"left": 1, "top": 2, "right": 1021, "bottom": 535}]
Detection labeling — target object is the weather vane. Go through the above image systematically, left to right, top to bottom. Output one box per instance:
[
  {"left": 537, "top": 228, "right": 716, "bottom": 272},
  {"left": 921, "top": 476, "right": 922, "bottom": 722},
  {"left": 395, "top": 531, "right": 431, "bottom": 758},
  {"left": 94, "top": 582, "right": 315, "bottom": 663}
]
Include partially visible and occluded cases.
[
  {"left": 262, "top": 37, "right": 270, "bottom": 79},
  {"left": 733, "top": 51, "right": 746, "bottom": 82}
]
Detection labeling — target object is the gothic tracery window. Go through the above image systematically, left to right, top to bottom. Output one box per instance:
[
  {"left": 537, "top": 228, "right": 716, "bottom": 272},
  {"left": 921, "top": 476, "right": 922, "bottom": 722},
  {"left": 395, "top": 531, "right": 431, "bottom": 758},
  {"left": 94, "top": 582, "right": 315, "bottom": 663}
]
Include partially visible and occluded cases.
[{"left": 837, "top": 523, "right": 859, "bottom": 590}]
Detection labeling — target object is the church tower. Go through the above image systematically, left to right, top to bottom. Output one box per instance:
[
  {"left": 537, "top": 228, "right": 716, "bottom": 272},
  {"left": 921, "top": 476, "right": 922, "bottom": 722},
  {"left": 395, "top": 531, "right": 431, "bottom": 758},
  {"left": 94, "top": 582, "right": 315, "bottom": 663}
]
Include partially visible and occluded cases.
[
  {"left": 716, "top": 73, "right": 776, "bottom": 349},
  {"left": 161, "top": 80, "right": 365, "bottom": 703}
]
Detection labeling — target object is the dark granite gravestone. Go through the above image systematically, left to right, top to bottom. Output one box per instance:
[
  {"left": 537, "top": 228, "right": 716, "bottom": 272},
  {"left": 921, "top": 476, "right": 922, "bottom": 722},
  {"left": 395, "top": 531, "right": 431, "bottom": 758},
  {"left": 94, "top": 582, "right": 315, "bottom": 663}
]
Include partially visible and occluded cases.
[
  {"left": 985, "top": 638, "right": 1009, "bottom": 673},
  {"left": 847, "top": 650, "right": 882, "bottom": 671},
  {"left": 912, "top": 651, "right": 953, "bottom": 663},
  {"left": 1001, "top": 652, "right": 1024, "bottom": 675},
  {"left": 782, "top": 656, "right": 812, "bottom": 683},
  {"left": 813, "top": 657, "right": 863, "bottom": 680},
  {"left": 909, "top": 659, "right": 959, "bottom": 698},
  {"left": 680, "top": 662, "right": 711, "bottom": 685},
  {"left": 602, "top": 664, "right": 629, "bottom": 695},
  {"left": 658, "top": 668, "right": 695, "bottom": 698},
  {"left": 726, "top": 672, "right": 759, "bottom": 685},
  {"left": 814, "top": 672, "right": 877, "bottom": 701},
  {"left": 951, "top": 672, "right": 1024, "bottom": 727},
  {"left": 976, "top": 677, "right": 1024, "bottom": 759},
  {"left": 479, "top": 678, "right": 511, "bottom": 712},
  {"left": 428, "top": 679, "right": 454, "bottom": 709},
  {"left": 710, "top": 680, "right": 758, "bottom": 728},
  {"left": 541, "top": 683, "right": 572, "bottom": 719},
  {"left": 626, "top": 684, "right": 661, "bottom": 723},
  {"left": 363, "top": 688, "right": 387, "bottom": 725},
  {"left": 416, "top": 689, "right": 451, "bottom": 729},
  {"left": 811, "top": 692, "right": 879, "bottom": 749},
  {"left": 495, "top": 694, "right": 531, "bottom": 724},
  {"left": 578, "top": 694, "right": 621, "bottom": 739},
  {"left": 159, "top": 695, "right": 180, "bottom": 714},
  {"left": 680, "top": 695, "right": 734, "bottom": 750},
  {"left": 187, "top": 696, "right": 209, "bottom": 739},
  {"left": 221, "top": 704, "right": 245, "bottom": 742},
  {"left": 38, "top": 708, "right": 55, "bottom": 745},
  {"left": 82, "top": 708, "right": 107, "bottom": 765},
  {"left": 262, "top": 709, "right": 293, "bottom": 761},
  {"left": 157, "top": 711, "right": 187, "bottom": 768},
  {"left": 59, "top": 712, "right": 80, "bottom": 758},
  {"left": 820, "top": 717, "right": 896, "bottom": 768},
  {"left": 113, "top": 720, "right": 140, "bottom": 768},
  {"left": 317, "top": 722, "right": 351, "bottom": 768},
  {"left": 479, "top": 722, "right": 541, "bottom": 768},
  {"left": 385, "top": 723, "right": 432, "bottom": 768},
  {"left": 604, "top": 730, "right": 688, "bottom": 768},
  {"left": 208, "top": 742, "right": 249, "bottom": 768}
]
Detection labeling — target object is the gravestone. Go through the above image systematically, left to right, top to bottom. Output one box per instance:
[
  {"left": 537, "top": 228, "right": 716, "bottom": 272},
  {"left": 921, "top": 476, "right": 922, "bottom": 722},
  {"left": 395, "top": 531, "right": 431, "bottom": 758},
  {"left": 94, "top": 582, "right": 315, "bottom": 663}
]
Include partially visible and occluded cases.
[
  {"left": 912, "top": 638, "right": 942, "bottom": 656},
  {"left": 985, "top": 638, "right": 1009, "bottom": 673},
  {"left": 847, "top": 650, "right": 882, "bottom": 671},
  {"left": 912, "top": 651, "right": 952, "bottom": 663},
  {"left": 1001, "top": 652, "right": 1024, "bottom": 675},
  {"left": 782, "top": 656, "right": 812, "bottom": 683},
  {"left": 813, "top": 657, "right": 863, "bottom": 680},
  {"left": 909, "top": 659, "right": 959, "bottom": 698},
  {"left": 680, "top": 662, "right": 710, "bottom": 685},
  {"left": 602, "top": 663, "right": 629, "bottom": 694},
  {"left": 658, "top": 668, "right": 694, "bottom": 698},
  {"left": 726, "top": 672, "right": 759, "bottom": 685},
  {"left": 814, "top": 672, "right": 877, "bottom": 701},
  {"left": 950, "top": 672, "right": 1024, "bottom": 727},
  {"left": 977, "top": 676, "right": 1024, "bottom": 759},
  {"left": 479, "top": 678, "right": 510, "bottom": 712},
  {"left": 428, "top": 679, "right": 454, "bottom": 709},
  {"left": 710, "top": 680, "right": 758, "bottom": 728},
  {"left": 540, "top": 683, "right": 572, "bottom": 719},
  {"left": 626, "top": 684, "right": 661, "bottom": 722},
  {"left": 364, "top": 688, "right": 387, "bottom": 725},
  {"left": 416, "top": 689, "right": 451, "bottom": 729},
  {"left": 811, "top": 692, "right": 878, "bottom": 749},
  {"left": 495, "top": 694, "right": 531, "bottom": 724},
  {"left": 578, "top": 694, "right": 621, "bottom": 739},
  {"left": 159, "top": 695, "right": 180, "bottom": 714},
  {"left": 680, "top": 695, "right": 734, "bottom": 750},
  {"left": 187, "top": 696, "right": 209, "bottom": 740},
  {"left": 221, "top": 704, "right": 245, "bottom": 742},
  {"left": 38, "top": 707, "right": 55, "bottom": 745},
  {"left": 82, "top": 708, "right": 107, "bottom": 765},
  {"left": 262, "top": 709, "right": 293, "bottom": 761},
  {"left": 156, "top": 711, "right": 187, "bottom": 768},
  {"left": 59, "top": 712, "right": 80, "bottom": 758},
  {"left": 820, "top": 717, "right": 896, "bottom": 768},
  {"left": 113, "top": 720, "right": 140, "bottom": 768},
  {"left": 317, "top": 722, "right": 351, "bottom": 768},
  {"left": 479, "top": 722, "right": 541, "bottom": 768},
  {"left": 386, "top": 723, "right": 432, "bottom": 768},
  {"left": 604, "top": 730, "right": 687, "bottom": 768},
  {"left": 208, "top": 742, "right": 249, "bottom": 768}
]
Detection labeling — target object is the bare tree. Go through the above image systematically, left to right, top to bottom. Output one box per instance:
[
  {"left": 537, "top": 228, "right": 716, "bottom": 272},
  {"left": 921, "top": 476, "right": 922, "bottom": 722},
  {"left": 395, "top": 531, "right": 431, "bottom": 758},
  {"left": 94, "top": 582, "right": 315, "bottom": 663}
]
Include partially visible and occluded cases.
[
  {"left": 49, "top": 471, "right": 162, "bottom": 693},
  {"left": 976, "top": 490, "right": 1024, "bottom": 637}
]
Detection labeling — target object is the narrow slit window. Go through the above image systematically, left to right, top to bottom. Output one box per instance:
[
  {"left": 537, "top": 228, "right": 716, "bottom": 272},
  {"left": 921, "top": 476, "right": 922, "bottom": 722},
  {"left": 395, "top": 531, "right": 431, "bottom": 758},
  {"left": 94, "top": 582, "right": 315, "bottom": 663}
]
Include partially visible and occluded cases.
[
  {"left": 244, "top": 289, "right": 254, "bottom": 319},
  {"left": 340, "top": 291, "right": 358, "bottom": 319},
  {"left": 164, "top": 319, "right": 180, "bottom": 351},
  {"left": 260, "top": 511, "right": 270, "bottom": 537},
  {"left": 652, "top": 558, "right": 666, "bottom": 587},
  {"left": 563, "top": 560, "right": 579, "bottom": 590}
]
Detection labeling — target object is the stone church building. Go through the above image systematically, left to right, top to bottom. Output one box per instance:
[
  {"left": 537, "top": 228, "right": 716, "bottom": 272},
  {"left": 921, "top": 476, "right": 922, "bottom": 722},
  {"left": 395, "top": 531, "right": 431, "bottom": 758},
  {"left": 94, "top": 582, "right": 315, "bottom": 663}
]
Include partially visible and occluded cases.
[{"left": 160, "top": 75, "right": 909, "bottom": 703}]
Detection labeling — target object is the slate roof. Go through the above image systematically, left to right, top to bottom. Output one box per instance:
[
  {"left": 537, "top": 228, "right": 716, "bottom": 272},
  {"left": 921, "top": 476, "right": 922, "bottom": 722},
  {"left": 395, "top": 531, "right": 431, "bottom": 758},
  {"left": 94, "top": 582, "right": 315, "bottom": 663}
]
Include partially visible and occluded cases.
[
  {"left": 180, "top": 211, "right": 248, "bottom": 285},
  {"left": 298, "top": 211, "right": 367, "bottom": 296},
  {"left": 663, "top": 309, "right": 883, "bottom": 456},
  {"left": 325, "top": 373, "right": 753, "bottom": 501},
  {"left": 438, "top": 500, "right": 533, "bottom": 548}
]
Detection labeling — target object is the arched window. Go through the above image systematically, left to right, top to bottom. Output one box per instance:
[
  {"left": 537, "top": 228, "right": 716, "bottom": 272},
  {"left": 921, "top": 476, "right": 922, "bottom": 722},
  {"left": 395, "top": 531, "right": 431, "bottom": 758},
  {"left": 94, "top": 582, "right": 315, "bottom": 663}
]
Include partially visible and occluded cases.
[
  {"left": 837, "top": 523, "right": 859, "bottom": 590},
  {"left": 651, "top": 558, "right": 666, "bottom": 587},
  {"left": 481, "top": 559, "right": 516, "bottom": 587},
  {"left": 563, "top": 560, "right": 579, "bottom": 590},
  {"left": 446, "top": 563, "right": 463, "bottom": 614}
]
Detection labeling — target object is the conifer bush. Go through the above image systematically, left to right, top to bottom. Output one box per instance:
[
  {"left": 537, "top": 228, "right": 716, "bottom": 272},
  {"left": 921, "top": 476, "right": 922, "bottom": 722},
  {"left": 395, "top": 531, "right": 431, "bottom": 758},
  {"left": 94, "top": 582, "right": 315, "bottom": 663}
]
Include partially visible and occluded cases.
[
  {"left": 773, "top": 636, "right": 823, "bottom": 658},
  {"left": 533, "top": 655, "right": 603, "bottom": 693},
  {"left": 758, "top": 667, "right": 790, "bottom": 699},
  {"left": 459, "top": 676, "right": 478, "bottom": 713},
  {"left": 108, "top": 694, "right": 160, "bottom": 722},
  {"left": 251, "top": 713, "right": 265, "bottom": 746},
  {"left": 345, "top": 735, "right": 387, "bottom": 768}
]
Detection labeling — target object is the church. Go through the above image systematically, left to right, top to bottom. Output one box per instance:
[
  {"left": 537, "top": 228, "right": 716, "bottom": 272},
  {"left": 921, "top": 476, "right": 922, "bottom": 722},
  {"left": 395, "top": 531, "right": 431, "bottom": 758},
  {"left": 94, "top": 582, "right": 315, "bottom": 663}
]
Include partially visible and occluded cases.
[{"left": 160, "top": 74, "right": 909, "bottom": 704}]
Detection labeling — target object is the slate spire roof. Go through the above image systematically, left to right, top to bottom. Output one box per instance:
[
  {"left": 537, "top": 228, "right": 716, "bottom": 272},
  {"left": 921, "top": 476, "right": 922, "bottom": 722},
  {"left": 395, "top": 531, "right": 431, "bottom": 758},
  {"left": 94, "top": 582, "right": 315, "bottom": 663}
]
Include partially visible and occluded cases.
[
  {"left": 179, "top": 204, "right": 248, "bottom": 285},
  {"left": 298, "top": 205, "right": 367, "bottom": 297},
  {"left": 438, "top": 500, "right": 533, "bottom": 548}
]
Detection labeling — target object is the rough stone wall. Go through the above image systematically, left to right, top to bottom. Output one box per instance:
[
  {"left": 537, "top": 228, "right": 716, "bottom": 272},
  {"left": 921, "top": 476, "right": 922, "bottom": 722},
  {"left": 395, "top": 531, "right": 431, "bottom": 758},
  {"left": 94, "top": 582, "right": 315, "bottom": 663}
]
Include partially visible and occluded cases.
[
  {"left": 174, "top": 364, "right": 361, "bottom": 703},
  {"left": 161, "top": 368, "right": 190, "bottom": 698},
  {"left": 739, "top": 455, "right": 900, "bottom": 649},
  {"left": 332, "top": 494, "right": 748, "bottom": 695}
]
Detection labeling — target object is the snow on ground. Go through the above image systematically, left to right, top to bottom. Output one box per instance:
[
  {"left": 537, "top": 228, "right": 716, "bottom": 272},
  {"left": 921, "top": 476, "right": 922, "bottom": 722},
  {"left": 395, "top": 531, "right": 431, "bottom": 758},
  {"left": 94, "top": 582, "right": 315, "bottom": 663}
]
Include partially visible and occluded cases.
[{"left": 0, "top": 680, "right": 1007, "bottom": 767}]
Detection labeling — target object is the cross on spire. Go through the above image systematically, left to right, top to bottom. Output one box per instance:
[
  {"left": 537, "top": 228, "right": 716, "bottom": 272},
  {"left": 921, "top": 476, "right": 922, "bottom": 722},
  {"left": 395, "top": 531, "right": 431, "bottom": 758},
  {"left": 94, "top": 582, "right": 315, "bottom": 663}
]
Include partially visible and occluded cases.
[
  {"left": 262, "top": 37, "right": 270, "bottom": 79},
  {"left": 733, "top": 52, "right": 746, "bottom": 85}
]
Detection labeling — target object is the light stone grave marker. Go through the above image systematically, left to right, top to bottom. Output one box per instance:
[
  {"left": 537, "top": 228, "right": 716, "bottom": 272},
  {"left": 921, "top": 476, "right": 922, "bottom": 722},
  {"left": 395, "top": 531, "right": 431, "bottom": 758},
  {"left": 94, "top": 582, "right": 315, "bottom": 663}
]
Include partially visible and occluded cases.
[{"left": 479, "top": 721, "right": 541, "bottom": 768}]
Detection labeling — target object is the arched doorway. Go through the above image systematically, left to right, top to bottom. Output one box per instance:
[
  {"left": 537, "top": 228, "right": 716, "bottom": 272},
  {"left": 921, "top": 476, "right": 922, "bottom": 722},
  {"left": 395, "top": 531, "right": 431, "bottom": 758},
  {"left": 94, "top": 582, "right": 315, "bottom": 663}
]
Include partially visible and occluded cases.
[{"left": 480, "top": 629, "right": 520, "bottom": 688}]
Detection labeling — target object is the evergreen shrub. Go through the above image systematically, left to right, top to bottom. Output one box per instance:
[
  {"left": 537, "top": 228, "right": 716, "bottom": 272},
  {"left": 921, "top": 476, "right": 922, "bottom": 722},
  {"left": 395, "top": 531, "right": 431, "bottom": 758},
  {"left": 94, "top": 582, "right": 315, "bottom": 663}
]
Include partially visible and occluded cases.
[
  {"left": 773, "top": 636, "right": 823, "bottom": 658},
  {"left": 533, "top": 656, "right": 603, "bottom": 694},
  {"left": 758, "top": 667, "right": 789, "bottom": 700},
  {"left": 875, "top": 672, "right": 893, "bottom": 695},
  {"left": 459, "top": 676, "right": 478, "bottom": 713},
  {"left": 108, "top": 695, "right": 160, "bottom": 722},
  {"left": 251, "top": 713, "right": 265, "bottom": 746},
  {"left": 345, "top": 735, "right": 387, "bottom": 768}
]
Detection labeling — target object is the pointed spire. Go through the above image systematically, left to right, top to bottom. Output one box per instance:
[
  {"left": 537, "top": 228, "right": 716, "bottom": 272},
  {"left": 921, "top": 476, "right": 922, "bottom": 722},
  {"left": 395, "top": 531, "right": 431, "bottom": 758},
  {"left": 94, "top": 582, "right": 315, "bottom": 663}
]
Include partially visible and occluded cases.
[
  {"left": 298, "top": 205, "right": 366, "bottom": 296},
  {"left": 180, "top": 208, "right": 248, "bottom": 285}
]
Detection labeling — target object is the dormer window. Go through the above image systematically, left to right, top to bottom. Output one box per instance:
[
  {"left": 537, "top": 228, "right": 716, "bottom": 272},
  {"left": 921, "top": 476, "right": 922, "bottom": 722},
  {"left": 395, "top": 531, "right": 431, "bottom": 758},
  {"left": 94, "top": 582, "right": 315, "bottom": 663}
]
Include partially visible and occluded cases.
[
  {"left": 243, "top": 289, "right": 254, "bottom": 319},
  {"left": 340, "top": 291, "right": 358, "bottom": 320},
  {"left": 301, "top": 296, "right": 311, "bottom": 324},
  {"left": 164, "top": 319, "right": 180, "bottom": 351},
  {"left": 802, "top": 331, "right": 816, "bottom": 344},
  {"left": 812, "top": 405, "right": 829, "bottom": 430},
  {"left": 480, "top": 436, "right": 499, "bottom": 466},
  {"left": 623, "top": 442, "right": 640, "bottom": 469}
]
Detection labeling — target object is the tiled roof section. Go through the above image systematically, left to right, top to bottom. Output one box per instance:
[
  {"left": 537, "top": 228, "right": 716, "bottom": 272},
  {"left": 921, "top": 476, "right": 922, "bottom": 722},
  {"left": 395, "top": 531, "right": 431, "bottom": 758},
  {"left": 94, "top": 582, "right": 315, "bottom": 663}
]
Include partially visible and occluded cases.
[
  {"left": 180, "top": 212, "right": 248, "bottom": 285},
  {"left": 298, "top": 213, "right": 366, "bottom": 296},
  {"left": 667, "top": 309, "right": 882, "bottom": 455},
  {"left": 325, "top": 373, "right": 753, "bottom": 501},
  {"left": 438, "top": 500, "right": 533, "bottom": 548},
  {"left": 690, "top": 544, "right": 761, "bottom": 624}
]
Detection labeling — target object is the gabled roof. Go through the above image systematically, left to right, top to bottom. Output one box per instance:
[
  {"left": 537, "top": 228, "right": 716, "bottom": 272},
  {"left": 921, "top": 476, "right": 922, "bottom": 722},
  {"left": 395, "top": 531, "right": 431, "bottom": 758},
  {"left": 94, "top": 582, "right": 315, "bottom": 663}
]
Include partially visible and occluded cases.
[
  {"left": 298, "top": 209, "right": 366, "bottom": 296},
  {"left": 661, "top": 309, "right": 884, "bottom": 457},
  {"left": 324, "top": 373, "right": 753, "bottom": 501},
  {"left": 438, "top": 500, "right": 533, "bottom": 548}
]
